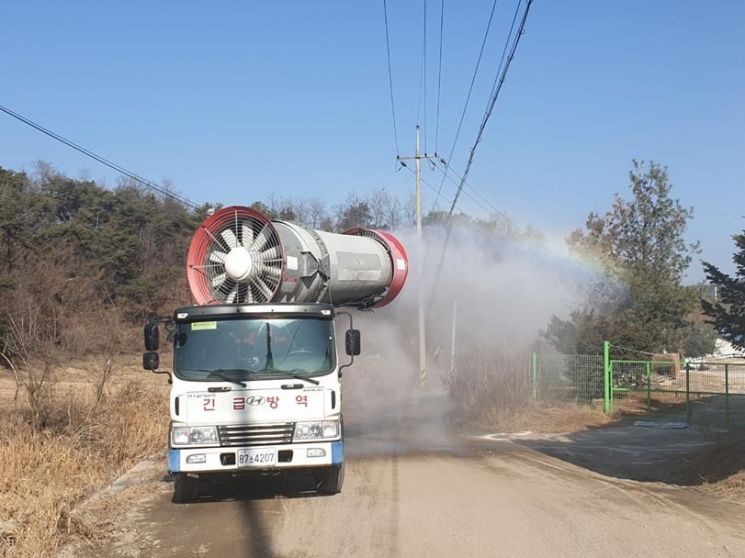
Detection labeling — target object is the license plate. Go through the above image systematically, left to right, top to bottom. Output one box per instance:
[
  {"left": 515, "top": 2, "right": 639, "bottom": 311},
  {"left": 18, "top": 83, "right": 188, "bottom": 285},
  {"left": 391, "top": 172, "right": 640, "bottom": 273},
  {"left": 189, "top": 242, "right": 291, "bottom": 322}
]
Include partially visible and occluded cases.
[{"left": 237, "top": 448, "right": 276, "bottom": 467}]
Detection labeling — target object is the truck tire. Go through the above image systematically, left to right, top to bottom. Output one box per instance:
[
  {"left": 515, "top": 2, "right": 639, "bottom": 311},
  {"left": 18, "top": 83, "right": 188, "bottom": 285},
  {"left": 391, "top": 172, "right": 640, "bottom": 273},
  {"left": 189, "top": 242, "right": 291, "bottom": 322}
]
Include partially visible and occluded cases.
[
  {"left": 318, "top": 463, "right": 344, "bottom": 495},
  {"left": 173, "top": 474, "right": 200, "bottom": 503}
]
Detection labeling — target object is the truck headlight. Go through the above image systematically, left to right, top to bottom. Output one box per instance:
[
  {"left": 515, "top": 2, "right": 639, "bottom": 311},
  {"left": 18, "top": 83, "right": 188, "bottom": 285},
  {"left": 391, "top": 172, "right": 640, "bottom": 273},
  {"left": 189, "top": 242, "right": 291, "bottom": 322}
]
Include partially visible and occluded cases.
[
  {"left": 293, "top": 420, "right": 340, "bottom": 441},
  {"left": 171, "top": 426, "right": 218, "bottom": 447}
]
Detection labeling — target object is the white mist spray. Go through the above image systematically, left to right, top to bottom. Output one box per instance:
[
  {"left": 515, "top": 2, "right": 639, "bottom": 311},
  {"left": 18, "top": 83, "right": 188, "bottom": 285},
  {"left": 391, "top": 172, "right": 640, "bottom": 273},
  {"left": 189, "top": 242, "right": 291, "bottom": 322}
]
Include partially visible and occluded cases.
[{"left": 341, "top": 223, "right": 595, "bottom": 453}]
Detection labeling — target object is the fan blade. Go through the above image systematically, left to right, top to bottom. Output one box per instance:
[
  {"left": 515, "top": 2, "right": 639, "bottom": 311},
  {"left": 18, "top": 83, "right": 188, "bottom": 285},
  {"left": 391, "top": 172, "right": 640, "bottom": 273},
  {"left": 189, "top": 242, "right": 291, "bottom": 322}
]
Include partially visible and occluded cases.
[
  {"left": 234, "top": 210, "right": 239, "bottom": 246},
  {"left": 241, "top": 223, "right": 254, "bottom": 248},
  {"left": 251, "top": 225, "right": 271, "bottom": 252},
  {"left": 221, "top": 228, "right": 238, "bottom": 249},
  {"left": 261, "top": 245, "right": 281, "bottom": 261},
  {"left": 209, "top": 251, "right": 226, "bottom": 264},
  {"left": 260, "top": 265, "right": 281, "bottom": 281},
  {"left": 211, "top": 273, "right": 227, "bottom": 288},
  {"left": 253, "top": 277, "right": 273, "bottom": 301},
  {"left": 225, "top": 287, "right": 237, "bottom": 304}
]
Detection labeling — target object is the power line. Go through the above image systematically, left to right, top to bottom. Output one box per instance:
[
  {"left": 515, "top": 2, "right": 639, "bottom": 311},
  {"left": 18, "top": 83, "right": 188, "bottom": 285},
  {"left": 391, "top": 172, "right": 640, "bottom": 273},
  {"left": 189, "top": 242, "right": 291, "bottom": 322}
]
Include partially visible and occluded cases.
[
  {"left": 382, "top": 0, "right": 401, "bottom": 156},
  {"left": 422, "top": 0, "right": 428, "bottom": 154},
  {"left": 427, "top": 0, "right": 534, "bottom": 308},
  {"left": 429, "top": 0, "right": 501, "bottom": 212},
  {"left": 434, "top": 0, "right": 445, "bottom": 154},
  {"left": 447, "top": 0, "right": 532, "bottom": 216},
  {"left": 480, "top": 0, "right": 525, "bottom": 132},
  {"left": 0, "top": 103, "right": 199, "bottom": 209},
  {"left": 432, "top": 159, "right": 511, "bottom": 223},
  {"left": 399, "top": 160, "right": 495, "bottom": 221},
  {"left": 400, "top": 161, "right": 464, "bottom": 215},
  {"left": 610, "top": 344, "right": 661, "bottom": 358}
]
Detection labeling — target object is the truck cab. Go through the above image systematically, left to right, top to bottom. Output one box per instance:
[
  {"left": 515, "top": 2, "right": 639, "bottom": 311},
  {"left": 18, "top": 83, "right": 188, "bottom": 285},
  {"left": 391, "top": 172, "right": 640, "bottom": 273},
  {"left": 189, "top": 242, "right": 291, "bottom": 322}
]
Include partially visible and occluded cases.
[{"left": 143, "top": 302, "right": 359, "bottom": 502}]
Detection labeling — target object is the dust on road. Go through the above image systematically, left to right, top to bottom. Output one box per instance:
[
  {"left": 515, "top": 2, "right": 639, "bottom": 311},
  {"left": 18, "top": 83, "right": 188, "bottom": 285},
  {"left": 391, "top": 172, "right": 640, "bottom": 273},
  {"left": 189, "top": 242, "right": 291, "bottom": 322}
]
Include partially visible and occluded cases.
[
  {"left": 66, "top": 401, "right": 745, "bottom": 558},
  {"left": 69, "top": 448, "right": 745, "bottom": 558}
]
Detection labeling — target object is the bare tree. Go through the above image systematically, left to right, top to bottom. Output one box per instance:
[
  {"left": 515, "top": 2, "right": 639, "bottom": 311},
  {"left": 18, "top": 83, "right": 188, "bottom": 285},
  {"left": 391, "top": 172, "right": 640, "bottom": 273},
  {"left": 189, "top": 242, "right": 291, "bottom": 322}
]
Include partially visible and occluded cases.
[
  {"left": 30, "top": 160, "right": 57, "bottom": 188},
  {"left": 368, "top": 188, "right": 391, "bottom": 228},
  {"left": 403, "top": 191, "right": 416, "bottom": 228},
  {"left": 386, "top": 195, "right": 404, "bottom": 231},
  {"left": 288, "top": 197, "right": 310, "bottom": 225},
  {"left": 307, "top": 197, "right": 328, "bottom": 229}
]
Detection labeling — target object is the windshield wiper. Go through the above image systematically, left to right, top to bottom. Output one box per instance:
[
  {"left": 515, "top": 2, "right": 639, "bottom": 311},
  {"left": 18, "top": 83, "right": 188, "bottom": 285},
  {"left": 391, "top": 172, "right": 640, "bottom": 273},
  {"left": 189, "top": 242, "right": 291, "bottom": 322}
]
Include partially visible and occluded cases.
[
  {"left": 205, "top": 369, "right": 248, "bottom": 387},
  {"left": 276, "top": 369, "right": 320, "bottom": 386}
]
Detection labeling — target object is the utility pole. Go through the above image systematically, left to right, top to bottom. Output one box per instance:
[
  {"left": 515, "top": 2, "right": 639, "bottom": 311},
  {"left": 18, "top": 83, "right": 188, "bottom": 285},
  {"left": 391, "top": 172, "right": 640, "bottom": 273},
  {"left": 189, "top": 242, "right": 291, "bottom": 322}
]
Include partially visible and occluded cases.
[
  {"left": 398, "top": 125, "right": 438, "bottom": 388},
  {"left": 415, "top": 125, "right": 423, "bottom": 236},
  {"left": 450, "top": 299, "right": 457, "bottom": 377}
]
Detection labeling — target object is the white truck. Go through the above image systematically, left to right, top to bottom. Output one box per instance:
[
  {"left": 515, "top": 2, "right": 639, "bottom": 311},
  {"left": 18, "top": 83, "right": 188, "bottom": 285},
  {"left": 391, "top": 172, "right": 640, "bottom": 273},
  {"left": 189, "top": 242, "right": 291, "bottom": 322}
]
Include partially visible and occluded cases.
[{"left": 142, "top": 206, "right": 407, "bottom": 501}]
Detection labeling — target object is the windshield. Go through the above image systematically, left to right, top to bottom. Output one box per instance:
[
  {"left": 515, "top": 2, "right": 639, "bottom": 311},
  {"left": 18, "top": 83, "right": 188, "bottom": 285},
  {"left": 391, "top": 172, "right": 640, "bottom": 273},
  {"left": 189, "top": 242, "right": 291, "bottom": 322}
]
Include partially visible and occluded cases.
[{"left": 173, "top": 317, "right": 335, "bottom": 382}]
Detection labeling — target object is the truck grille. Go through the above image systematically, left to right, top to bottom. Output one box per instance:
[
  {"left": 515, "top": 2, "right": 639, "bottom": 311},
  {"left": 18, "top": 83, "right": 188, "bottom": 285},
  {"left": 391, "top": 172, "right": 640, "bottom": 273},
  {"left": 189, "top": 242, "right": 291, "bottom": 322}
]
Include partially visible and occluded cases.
[{"left": 218, "top": 423, "right": 295, "bottom": 447}]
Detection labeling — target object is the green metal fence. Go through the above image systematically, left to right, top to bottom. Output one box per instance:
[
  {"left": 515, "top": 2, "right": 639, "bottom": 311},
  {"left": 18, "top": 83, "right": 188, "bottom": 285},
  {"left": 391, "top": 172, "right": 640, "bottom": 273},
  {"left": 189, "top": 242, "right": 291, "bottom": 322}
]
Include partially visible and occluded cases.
[
  {"left": 532, "top": 344, "right": 745, "bottom": 427},
  {"left": 531, "top": 352, "right": 605, "bottom": 405},
  {"left": 611, "top": 359, "right": 745, "bottom": 426}
]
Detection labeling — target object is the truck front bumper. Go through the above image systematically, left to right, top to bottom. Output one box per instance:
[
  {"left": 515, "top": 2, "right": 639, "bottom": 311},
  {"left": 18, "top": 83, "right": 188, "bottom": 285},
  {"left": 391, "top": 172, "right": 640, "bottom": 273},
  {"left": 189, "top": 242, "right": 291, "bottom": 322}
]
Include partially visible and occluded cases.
[{"left": 168, "top": 440, "right": 343, "bottom": 474}]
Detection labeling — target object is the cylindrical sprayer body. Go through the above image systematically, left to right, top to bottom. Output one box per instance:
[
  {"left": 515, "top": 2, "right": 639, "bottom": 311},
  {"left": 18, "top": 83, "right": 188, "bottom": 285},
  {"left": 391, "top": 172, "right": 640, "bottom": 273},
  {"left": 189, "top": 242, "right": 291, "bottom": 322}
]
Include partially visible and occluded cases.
[{"left": 186, "top": 206, "right": 408, "bottom": 308}]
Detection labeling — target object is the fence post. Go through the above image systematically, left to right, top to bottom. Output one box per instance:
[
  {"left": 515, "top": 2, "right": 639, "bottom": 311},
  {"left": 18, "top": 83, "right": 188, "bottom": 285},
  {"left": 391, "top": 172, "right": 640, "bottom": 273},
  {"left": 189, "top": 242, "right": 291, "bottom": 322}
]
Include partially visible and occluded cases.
[
  {"left": 603, "top": 341, "right": 611, "bottom": 414},
  {"left": 532, "top": 352, "right": 538, "bottom": 401},
  {"left": 646, "top": 361, "right": 651, "bottom": 411},
  {"left": 685, "top": 362, "right": 692, "bottom": 424},
  {"left": 725, "top": 363, "right": 730, "bottom": 426}
]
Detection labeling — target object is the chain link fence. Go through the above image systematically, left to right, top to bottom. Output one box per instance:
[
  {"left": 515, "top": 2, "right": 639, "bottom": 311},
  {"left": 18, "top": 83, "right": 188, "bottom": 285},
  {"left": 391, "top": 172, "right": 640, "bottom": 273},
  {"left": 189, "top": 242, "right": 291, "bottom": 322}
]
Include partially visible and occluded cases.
[
  {"left": 532, "top": 349, "right": 745, "bottom": 427},
  {"left": 532, "top": 353, "right": 604, "bottom": 405}
]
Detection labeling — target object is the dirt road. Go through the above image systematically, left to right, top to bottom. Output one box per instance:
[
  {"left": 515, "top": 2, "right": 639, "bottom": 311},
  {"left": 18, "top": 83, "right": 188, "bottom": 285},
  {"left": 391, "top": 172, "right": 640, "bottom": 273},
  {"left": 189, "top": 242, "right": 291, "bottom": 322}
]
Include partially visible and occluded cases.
[
  {"left": 69, "top": 397, "right": 745, "bottom": 558},
  {"left": 73, "top": 445, "right": 745, "bottom": 557}
]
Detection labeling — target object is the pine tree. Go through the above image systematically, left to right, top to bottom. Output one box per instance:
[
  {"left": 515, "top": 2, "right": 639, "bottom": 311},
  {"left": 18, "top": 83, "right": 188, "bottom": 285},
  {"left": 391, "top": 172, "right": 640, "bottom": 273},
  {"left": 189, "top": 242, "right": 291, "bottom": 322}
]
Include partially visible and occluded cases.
[
  {"left": 547, "top": 161, "right": 700, "bottom": 354},
  {"left": 702, "top": 231, "right": 745, "bottom": 350}
]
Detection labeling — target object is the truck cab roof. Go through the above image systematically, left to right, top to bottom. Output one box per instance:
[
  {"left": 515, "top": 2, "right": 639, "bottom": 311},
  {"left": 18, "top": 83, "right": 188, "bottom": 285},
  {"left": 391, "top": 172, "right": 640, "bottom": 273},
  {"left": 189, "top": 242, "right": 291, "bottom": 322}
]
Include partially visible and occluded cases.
[{"left": 172, "top": 303, "right": 336, "bottom": 322}]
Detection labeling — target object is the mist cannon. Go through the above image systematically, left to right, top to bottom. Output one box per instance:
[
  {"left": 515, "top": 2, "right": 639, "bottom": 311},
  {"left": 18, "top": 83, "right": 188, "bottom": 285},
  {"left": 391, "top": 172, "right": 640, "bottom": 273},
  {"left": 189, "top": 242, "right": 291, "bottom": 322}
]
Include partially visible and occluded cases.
[{"left": 186, "top": 206, "right": 408, "bottom": 308}]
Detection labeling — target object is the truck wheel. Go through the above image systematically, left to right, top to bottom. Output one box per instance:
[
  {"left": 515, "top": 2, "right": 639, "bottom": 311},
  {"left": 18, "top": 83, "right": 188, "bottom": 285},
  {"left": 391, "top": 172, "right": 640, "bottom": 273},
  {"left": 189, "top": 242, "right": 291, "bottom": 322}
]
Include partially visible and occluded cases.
[
  {"left": 318, "top": 464, "right": 344, "bottom": 495},
  {"left": 173, "top": 474, "right": 200, "bottom": 503}
]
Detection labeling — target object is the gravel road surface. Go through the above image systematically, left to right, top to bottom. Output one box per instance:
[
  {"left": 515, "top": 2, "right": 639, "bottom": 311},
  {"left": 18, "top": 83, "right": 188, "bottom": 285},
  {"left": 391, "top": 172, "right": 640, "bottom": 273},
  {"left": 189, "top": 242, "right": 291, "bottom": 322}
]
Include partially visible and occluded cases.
[{"left": 69, "top": 395, "right": 745, "bottom": 558}]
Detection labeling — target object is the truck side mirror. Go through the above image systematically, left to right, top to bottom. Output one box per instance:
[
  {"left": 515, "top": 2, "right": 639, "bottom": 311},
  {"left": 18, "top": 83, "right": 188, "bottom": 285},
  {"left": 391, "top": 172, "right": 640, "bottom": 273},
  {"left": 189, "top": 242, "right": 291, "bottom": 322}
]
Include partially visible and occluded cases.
[
  {"left": 144, "top": 323, "right": 160, "bottom": 351},
  {"left": 345, "top": 329, "right": 361, "bottom": 356},
  {"left": 143, "top": 351, "right": 160, "bottom": 371}
]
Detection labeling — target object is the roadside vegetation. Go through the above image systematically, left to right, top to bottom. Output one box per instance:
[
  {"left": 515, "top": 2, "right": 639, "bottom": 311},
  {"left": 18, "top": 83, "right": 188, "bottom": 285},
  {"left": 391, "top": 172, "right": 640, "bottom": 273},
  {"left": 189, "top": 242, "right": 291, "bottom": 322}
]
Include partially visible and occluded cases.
[
  {"left": 1, "top": 160, "right": 743, "bottom": 555},
  {"left": 545, "top": 161, "right": 717, "bottom": 359},
  {"left": 445, "top": 162, "right": 732, "bottom": 428},
  {"left": 0, "top": 163, "right": 424, "bottom": 556},
  {"left": 702, "top": 230, "right": 745, "bottom": 349},
  {"left": 0, "top": 359, "right": 168, "bottom": 557}
]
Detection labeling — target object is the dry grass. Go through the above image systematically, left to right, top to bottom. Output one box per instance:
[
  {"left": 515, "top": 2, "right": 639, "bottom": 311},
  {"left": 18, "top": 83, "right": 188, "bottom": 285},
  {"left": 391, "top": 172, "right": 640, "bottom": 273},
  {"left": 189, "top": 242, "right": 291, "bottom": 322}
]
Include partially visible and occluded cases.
[
  {"left": 446, "top": 344, "right": 614, "bottom": 433},
  {"left": 447, "top": 346, "right": 531, "bottom": 421},
  {"left": 0, "top": 357, "right": 168, "bottom": 558},
  {"left": 477, "top": 401, "right": 613, "bottom": 433},
  {"left": 684, "top": 428, "right": 745, "bottom": 501},
  {"left": 702, "top": 472, "right": 745, "bottom": 500}
]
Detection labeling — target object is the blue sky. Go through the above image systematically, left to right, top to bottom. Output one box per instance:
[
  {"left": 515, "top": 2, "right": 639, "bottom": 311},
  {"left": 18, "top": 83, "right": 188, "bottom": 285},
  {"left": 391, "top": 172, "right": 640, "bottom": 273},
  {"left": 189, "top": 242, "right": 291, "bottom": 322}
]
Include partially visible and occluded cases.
[{"left": 1, "top": 1, "right": 743, "bottom": 280}]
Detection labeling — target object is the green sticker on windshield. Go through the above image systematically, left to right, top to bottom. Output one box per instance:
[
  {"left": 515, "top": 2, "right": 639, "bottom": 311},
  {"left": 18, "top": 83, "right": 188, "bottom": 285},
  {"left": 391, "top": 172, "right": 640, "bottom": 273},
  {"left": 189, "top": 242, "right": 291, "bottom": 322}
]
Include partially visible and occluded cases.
[{"left": 191, "top": 321, "right": 217, "bottom": 331}]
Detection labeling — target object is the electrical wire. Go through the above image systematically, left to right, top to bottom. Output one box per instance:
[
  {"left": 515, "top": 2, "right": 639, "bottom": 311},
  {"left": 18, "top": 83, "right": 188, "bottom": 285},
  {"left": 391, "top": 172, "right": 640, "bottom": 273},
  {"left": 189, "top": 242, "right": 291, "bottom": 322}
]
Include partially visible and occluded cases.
[
  {"left": 382, "top": 0, "right": 401, "bottom": 156},
  {"left": 423, "top": 0, "right": 428, "bottom": 154},
  {"left": 427, "top": 0, "right": 534, "bottom": 308},
  {"left": 429, "top": 0, "right": 501, "bottom": 212},
  {"left": 434, "top": 0, "right": 445, "bottom": 154},
  {"left": 447, "top": 0, "right": 531, "bottom": 216},
  {"left": 0, "top": 103, "right": 199, "bottom": 209},
  {"left": 432, "top": 160, "right": 512, "bottom": 223},
  {"left": 398, "top": 161, "right": 495, "bottom": 221},
  {"left": 399, "top": 162, "right": 464, "bottom": 214},
  {"left": 610, "top": 344, "right": 667, "bottom": 358}
]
